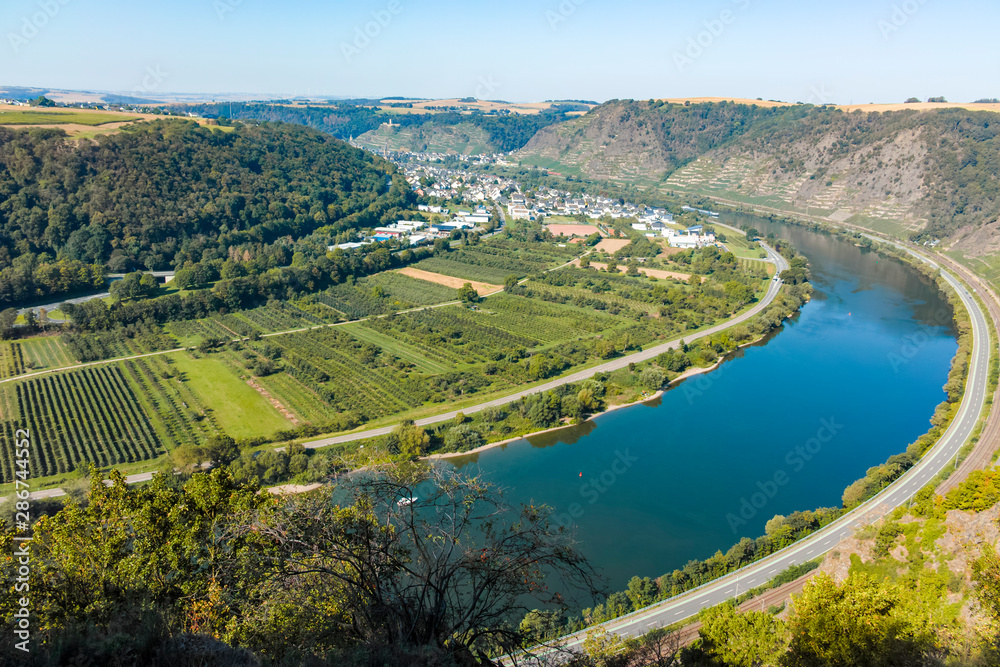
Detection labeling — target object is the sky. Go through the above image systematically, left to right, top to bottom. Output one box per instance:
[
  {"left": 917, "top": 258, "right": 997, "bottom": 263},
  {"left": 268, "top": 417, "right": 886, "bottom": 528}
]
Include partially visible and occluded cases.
[{"left": 1, "top": 0, "right": 998, "bottom": 104}]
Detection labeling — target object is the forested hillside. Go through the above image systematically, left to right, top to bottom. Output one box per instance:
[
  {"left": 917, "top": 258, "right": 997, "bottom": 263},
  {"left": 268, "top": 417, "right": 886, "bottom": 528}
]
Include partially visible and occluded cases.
[
  {"left": 518, "top": 100, "right": 1000, "bottom": 252},
  {"left": 0, "top": 119, "right": 408, "bottom": 307}
]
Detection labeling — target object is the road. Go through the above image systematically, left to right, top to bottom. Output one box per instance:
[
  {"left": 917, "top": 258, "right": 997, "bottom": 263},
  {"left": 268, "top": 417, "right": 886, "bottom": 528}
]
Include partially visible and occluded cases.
[
  {"left": 530, "top": 239, "right": 991, "bottom": 662},
  {"left": 301, "top": 242, "right": 789, "bottom": 450},
  {"left": 16, "top": 272, "right": 176, "bottom": 319}
]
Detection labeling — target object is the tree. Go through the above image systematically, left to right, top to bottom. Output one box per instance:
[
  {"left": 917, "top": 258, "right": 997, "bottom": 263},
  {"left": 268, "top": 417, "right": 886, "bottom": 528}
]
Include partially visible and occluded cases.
[
  {"left": 905, "top": 97, "right": 921, "bottom": 103},
  {"left": 580, "top": 254, "right": 591, "bottom": 268},
  {"left": 109, "top": 272, "right": 159, "bottom": 301},
  {"left": 504, "top": 274, "right": 520, "bottom": 291},
  {"left": 724, "top": 280, "right": 754, "bottom": 306},
  {"left": 457, "top": 282, "right": 480, "bottom": 303},
  {"left": 0, "top": 308, "right": 16, "bottom": 339},
  {"left": 639, "top": 367, "right": 666, "bottom": 391},
  {"left": 390, "top": 422, "right": 431, "bottom": 459},
  {"left": 444, "top": 423, "right": 484, "bottom": 452},
  {"left": 204, "top": 434, "right": 240, "bottom": 466},
  {"left": 229, "top": 464, "right": 600, "bottom": 660},
  {"left": 0, "top": 468, "right": 272, "bottom": 662},
  {"left": 973, "top": 543, "right": 1000, "bottom": 660},
  {"left": 785, "top": 572, "right": 937, "bottom": 666},
  {"left": 626, "top": 575, "right": 658, "bottom": 610},
  {"left": 686, "top": 603, "right": 788, "bottom": 667}
]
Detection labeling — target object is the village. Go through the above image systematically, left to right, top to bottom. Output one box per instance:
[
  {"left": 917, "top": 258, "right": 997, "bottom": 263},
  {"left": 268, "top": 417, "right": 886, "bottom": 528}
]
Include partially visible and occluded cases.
[{"left": 339, "top": 146, "right": 721, "bottom": 251}]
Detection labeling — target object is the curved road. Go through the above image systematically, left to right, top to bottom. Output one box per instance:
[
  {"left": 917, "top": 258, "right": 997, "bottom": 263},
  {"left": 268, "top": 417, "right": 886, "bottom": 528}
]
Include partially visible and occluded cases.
[
  {"left": 531, "top": 240, "right": 991, "bottom": 662},
  {"left": 302, "top": 243, "right": 790, "bottom": 450}
]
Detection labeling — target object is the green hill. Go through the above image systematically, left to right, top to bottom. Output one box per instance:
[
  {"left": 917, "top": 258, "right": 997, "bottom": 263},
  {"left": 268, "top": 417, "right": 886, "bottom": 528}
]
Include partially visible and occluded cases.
[{"left": 0, "top": 119, "right": 403, "bottom": 307}]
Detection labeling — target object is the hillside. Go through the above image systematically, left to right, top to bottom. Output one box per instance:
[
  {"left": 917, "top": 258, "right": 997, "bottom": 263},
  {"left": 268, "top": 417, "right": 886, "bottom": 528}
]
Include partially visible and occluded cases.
[
  {"left": 517, "top": 101, "right": 1000, "bottom": 264},
  {"left": 179, "top": 102, "right": 573, "bottom": 153},
  {"left": 0, "top": 119, "right": 405, "bottom": 306},
  {"left": 355, "top": 121, "right": 495, "bottom": 155}
]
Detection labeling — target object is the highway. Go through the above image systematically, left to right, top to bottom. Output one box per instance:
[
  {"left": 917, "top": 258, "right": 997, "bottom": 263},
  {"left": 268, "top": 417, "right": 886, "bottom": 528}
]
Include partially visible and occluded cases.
[
  {"left": 530, "top": 240, "right": 991, "bottom": 661},
  {"left": 302, "top": 242, "right": 790, "bottom": 450}
]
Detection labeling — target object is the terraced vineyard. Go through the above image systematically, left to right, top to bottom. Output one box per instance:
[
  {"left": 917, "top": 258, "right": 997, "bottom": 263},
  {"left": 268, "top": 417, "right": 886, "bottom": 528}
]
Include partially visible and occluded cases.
[{"left": 0, "top": 366, "right": 163, "bottom": 482}]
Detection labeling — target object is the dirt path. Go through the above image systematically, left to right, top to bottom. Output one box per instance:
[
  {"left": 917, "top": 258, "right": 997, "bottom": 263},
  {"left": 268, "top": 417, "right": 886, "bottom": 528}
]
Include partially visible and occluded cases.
[
  {"left": 397, "top": 267, "right": 503, "bottom": 295},
  {"left": 246, "top": 377, "right": 300, "bottom": 426}
]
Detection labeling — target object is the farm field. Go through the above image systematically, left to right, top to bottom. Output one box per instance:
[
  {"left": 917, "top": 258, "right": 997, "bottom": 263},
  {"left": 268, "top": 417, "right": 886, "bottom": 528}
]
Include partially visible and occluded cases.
[
  {"left": 0, "top": 109, "right": 141, "bottom": 125},
  {"left": 546, "top": 223, "right": 602, "bottom": 237},
  {"left": 594, "top": 238, "right": 631, "bottom": 253},
  {"left": 412, "top": 241, "right": 579, "bottom": 284},
  {"left": 570, "top": 260, "right": 695, "bottom": 282},
  {"left": 397, "top": 267, "right": 502, "bottom": 296},
  {"left": 314, "top": 271, "right": 458, "bottom": 319},
  {"left": 166, "top": 303, "right": 333, "bottom": 347},
  {"left": 18, "top": 336, "right": 75, "bottom": 370},
  {"left": 167, "top": 353, "right": 292, "bottom": 439},
  {"left": 0, "top": 365, "right": 164, "bottom": 483}
]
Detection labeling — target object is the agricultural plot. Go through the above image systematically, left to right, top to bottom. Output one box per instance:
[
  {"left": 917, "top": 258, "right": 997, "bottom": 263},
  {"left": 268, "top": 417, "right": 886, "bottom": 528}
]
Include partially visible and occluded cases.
[
  {"left": 0, "top": 110, "right": 141, "bottom": 125},
  {"left": 413, "top": 243, "right": 576, "bottom": 285},
  {"left": 317, "top": 271, "right": 458, "bottom": 319},
  {"left": 522, "top": 281, "right": 658, "bottom": 318},
  {"left": 456, "top": 294, "right": 616, "bottom": 343},
  {"left": 167, "top": 303, "right": 330, "bottom": 346},
  {"left": 363, "top": 306, "right": 541, "bottom": 364},
  {"left": 263, "top": 327, "right": 430, "bottom": 421},
  {"left": 18, "top": 336, "right": 75, "bottom": 370},
  {"left": 0, "top": 343, "right": 26, "bottom": 379},
  {"left": 167, "top": 353, "right": 292, "bottom": 439},
  {"left": 121, "top": 356, "right": 224, "bottom": 450},
  {"left": 0, "top": 366, "right": 163, "bottom": 483},
  {"left": 255, "top": 373, "right": 333, "bottom": 425}
]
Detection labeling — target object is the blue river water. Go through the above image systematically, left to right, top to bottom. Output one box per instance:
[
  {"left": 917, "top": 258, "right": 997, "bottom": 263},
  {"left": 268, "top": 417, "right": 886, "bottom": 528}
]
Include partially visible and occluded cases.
[{"left": 443, "top": 217, "right": 958, "bottom": 591}]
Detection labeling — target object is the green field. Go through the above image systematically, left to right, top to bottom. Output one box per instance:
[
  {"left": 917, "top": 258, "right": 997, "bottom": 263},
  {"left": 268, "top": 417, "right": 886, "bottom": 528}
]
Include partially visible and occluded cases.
[
  {"left": 0, "top": 110, "right": 141, "bottom": 125},
  {"left": 167, "top": 352, "right": 292, "bottom": 438}
]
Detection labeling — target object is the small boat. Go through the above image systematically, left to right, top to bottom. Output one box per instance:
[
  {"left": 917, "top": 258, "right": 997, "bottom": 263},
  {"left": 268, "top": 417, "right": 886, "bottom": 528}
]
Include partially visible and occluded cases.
[{"left": 397, "top": 497, "right": 417, "bottom": 507}]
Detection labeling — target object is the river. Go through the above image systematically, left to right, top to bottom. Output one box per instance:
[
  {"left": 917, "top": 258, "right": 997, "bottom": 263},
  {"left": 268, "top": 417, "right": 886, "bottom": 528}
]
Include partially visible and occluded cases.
[{"left": 442, "top": 215, "right": 958, "bottom": 592}]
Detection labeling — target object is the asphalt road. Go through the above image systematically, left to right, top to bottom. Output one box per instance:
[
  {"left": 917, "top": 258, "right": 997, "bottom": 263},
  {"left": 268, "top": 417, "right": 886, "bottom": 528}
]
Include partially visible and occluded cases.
[
  {"left": 533, "top": 242, "right": 990, "bottom": 662},
  {"left": 301, "top": 243, "right": 790, "bottom": 450}
]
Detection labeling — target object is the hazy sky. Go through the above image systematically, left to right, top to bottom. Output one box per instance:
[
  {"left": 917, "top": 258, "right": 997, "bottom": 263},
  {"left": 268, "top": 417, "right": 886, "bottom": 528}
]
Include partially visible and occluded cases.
[{"left": 2, "top": 0, "right": 997, "bottom": 103}]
